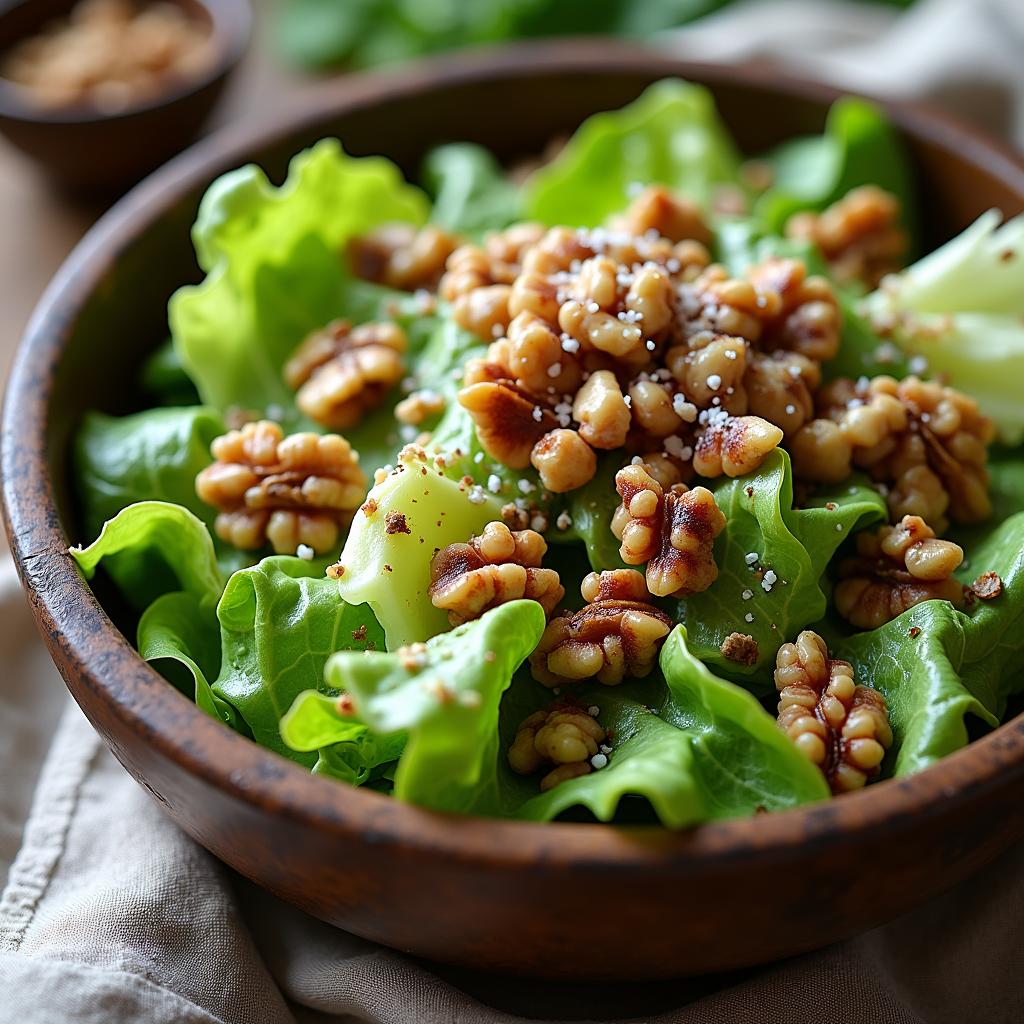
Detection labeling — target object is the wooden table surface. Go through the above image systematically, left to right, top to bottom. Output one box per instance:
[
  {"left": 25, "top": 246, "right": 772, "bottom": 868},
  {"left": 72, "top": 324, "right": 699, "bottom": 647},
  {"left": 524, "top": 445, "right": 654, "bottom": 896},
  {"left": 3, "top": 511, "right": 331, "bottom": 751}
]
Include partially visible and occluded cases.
[{"left": 0, "top": 1, "right": 314, "bottom": 386}]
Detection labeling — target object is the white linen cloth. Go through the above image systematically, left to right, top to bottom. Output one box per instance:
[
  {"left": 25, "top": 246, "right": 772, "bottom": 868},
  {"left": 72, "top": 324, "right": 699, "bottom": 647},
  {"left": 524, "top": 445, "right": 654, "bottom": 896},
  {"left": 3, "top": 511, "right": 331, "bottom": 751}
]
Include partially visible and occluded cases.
[{"left": 4, "top": 0, "right": 1024, "bottom": 1018}]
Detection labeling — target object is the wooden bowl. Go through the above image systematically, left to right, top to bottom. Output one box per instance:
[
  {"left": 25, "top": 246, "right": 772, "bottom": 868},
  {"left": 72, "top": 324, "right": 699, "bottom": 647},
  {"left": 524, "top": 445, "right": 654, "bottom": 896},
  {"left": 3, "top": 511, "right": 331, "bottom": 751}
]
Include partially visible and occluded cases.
[
  {"left": 0, "top": 0, "right": 251, "bottom": 193},
  {"left": 4, "top": 43, "right": 1024, "bottom": 980}
]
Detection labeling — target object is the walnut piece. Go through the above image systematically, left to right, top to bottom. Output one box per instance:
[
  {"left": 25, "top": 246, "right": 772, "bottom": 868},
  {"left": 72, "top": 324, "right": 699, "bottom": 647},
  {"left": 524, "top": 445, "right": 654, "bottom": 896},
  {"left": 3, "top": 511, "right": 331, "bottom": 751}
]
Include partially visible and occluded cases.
[
  {"left": 786, "top": 186, "right": 907, "bottom": 288},
  {"left": 348, "top": 223, "right": 460, "bottom": 292},
  {"left": 284, "top": 320, "right": 407, "bottom": 430},
  {"left": 793, "top": 375, "right": 994, "bottom": 531},
  {"left": 457, "top": 378, "right": 559, "bottom": 469},
  {"left": 692, "top": 410, "right": 784, "bottom": 479},
  {"left": 195, "top": 420, "right": 367, "bottom": 555},
  {"left": 612, "top": 462, "right": 726, "bottom": 597},
  {"left": 834, "top": 515, "right": 965, "bottom": 629},
  {"left": 428, "top": 521, "right": 564, "bottom": 626},
  {"left": 530, "top": 569, "right": 672, "bottom": 687},
  {"left": 775, "top": 630, "right": 893, "bottom": 793},
  {"left": 721, "top": 632, "right": 759, "bottom": 667},
  {"left": 507, "top": 698, "right": 607, "bottom": 792}
]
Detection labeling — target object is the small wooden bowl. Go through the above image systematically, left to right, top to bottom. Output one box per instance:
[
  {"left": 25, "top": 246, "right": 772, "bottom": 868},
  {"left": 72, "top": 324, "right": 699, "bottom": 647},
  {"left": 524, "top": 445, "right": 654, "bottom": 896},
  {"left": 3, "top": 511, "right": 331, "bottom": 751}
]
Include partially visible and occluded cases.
[
  {"left": 0, "top": 0, "right": 250, "bottom": 192},
  {"left": 4, "top": 44, "right": 1024, "bottom": 980}
]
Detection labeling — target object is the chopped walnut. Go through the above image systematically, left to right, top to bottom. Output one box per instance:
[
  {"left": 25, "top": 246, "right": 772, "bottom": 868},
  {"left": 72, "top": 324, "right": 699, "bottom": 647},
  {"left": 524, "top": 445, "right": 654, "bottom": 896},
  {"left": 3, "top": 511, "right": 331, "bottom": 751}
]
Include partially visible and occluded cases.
[
  {"left": 610, "top": 184, "right": 712, "bottom": 245},
  {"left": 786, "top": 186, "right": 907, "bottom": 288},
  {"left": 348, "top": 223, "right": 461, "bottom": 292},
  {"left": 441, "top": 224, "right": 546, "bottom": 339},
  {"left": 676, "top": 257, "right": 841, "bottom": 363},
  {"left": 284, "top": 320, "right": 407, "bottom": 430},
  {"left": 793, "top": 375, "right": 994, "bottom": 531},
  {"left": 458, "top": 378, "right": 558, "bottom": 468},
  {"left": 394, "top": 389, "right": 446, "bottom": 426},
  {"left": 692, "top": 411, "right": 784, "bottom": 479},
  {"left": 195, "top": 420, "right": 366, "bottom": 555},
  {"left": 530, "top": 428, "right": 597, "bottom": 493},
  {"left": 611, "top": 463, "right": 726, "bottom": 597},
  {"left": 834, "top": 515, "right": 965, "bottom": 629},
  {"left": 428, "top": 521, "right": 564, "bottom": 626},
  {"left": 530, "top": 569, "right": 672, "bottom": 687},
  {"left": 775, "top": 630, "right": 893, "bottom": 793},
  {"left": 721, "top": 632, "right": 759, "bottom": 667},
  {"left": 507, "top": 698, "right": 606, "bottom": 792}
]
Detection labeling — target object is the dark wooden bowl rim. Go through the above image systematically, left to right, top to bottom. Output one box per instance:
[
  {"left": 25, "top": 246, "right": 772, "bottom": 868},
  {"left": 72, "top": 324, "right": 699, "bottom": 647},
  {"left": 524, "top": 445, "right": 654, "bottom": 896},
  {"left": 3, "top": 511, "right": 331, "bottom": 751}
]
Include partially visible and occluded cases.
[
  {"left": 0, "top": 0, "right": 252, "bottom": 124},
  {"left": 5, "top": 42, "right": 1024, "bottom": 873}
]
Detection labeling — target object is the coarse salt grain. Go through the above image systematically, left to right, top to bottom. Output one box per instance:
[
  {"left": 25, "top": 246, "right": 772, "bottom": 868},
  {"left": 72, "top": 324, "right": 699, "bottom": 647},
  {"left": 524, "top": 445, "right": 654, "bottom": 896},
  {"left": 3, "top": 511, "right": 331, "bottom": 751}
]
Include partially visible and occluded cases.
[
  {"left": 707, "top": 374, "right": 722, "bottom": 391},
  {"left": 531, "top": 406, "right": 544, "bottom": 422},
  {"left": 487, "top": 474, "right": 502, "bottom": 494},
  {"left": 467, "top": 485, "right": 487, "bottom": 505},
  {"left": 556, "top": 511, "right": 573, "bottom": 530},
  {"left": 296, "top": 544, "right": 314, "bottom": 561},
  {"left": 745, "top": 552, "right": 758, "bottom": 565},
  {"left": 741, "top": 589, "right": 753, "bottom": 600},
  {"left": 744, "top": 612, "right": 754, "bottom": 623},
  {"left": 587, "top": 705, "right": 600, "bottom": 716},
  {"left": 590, "top": 753, "right": 609, "bottom": 770}
]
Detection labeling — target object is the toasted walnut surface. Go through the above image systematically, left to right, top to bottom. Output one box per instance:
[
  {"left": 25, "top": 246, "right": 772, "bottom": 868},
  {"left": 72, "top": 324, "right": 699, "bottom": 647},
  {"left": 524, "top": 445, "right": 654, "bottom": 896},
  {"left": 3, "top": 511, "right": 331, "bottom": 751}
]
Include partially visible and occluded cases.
[
  {"left": 786, "top": 186, "right": 907, "bottom": 288},
  {"left": 348, "top": 223, "right": 461, "bottom": 292},
  {"left": 676, "top": 257, "right": 841, "bottom": 364},
  {"left": 284, "top": 320, "right": 407, "bottom": 430},
  {"left": 792, "top": 375, "right": 994, "bottom": 531},
  {"left": 458, "top": 378, "right": 558, "bottom": 469},
  {"left": 692, "top": 410, "right": 784, "bottom": 479},
  {"left": 195, "top": 420, "right": 367, "bottom": 555},
  {"left": 612, "top": 463, "right": 726, "bottom": 597},
  {"left": 834, "top": 515, "right": 965, "bottom": 629},
  {"left": 428, "top": 521, "right": 564, "bottom": 626},
  {"left": 530, "top": 569, "right": 672, "bottom": 687},
  {"left": 775, "top": 630, "right": 893, "bottom": 794},
  {"left": 508, "top": 699, "right": 607, "bottom": 792}
]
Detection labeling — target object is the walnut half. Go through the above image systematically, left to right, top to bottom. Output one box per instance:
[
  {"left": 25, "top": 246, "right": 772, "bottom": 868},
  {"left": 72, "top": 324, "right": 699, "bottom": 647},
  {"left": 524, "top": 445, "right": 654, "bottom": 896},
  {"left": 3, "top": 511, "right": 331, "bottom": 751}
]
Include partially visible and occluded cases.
[
  {"left": 284, "top": 320, "right": 407, "bottom": 430},
  {"left": 195, "top": 420, "right": 367, "bottom": 555},
  {"left": 612, "top": 462, "right": 726, "bottom": 597},
  {"left": 834, "top": 515, "right": 965, "bottom": 629},
  {"left": 428, "top": 521, "right": 564, "bottom": 626},
  {"left": 530, "top": 569, "right": 672, "bottom": 687},
  {"left": 775, "top": 630, "right": 893, "bottom": 793},
  {"left": 507, "top": 698, "right": 608, "bottom": 792}
]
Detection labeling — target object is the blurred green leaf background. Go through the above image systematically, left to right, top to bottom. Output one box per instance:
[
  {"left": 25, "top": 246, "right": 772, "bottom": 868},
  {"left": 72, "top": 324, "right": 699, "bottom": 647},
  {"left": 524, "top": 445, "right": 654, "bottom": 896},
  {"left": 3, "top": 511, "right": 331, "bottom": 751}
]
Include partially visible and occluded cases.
[{"left": 276, "top": 0, "right": 916, "bottom": 71}]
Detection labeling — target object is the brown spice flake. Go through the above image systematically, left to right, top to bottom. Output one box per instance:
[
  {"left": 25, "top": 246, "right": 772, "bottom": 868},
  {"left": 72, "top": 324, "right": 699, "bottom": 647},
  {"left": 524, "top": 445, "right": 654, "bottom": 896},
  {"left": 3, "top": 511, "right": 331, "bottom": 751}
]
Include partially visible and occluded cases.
[
  {"left": 361, "top": 498, "right": 379, "bottom": 517},
  {"left": 384, "top": 511, "right": 411, "bottom": 535},
  {"left": 384, "top": 563, "right": 393, "bottom": 573},
  {"left": 971, "top": 571, "right": 1003, "bottom": 601},
  {"left": 351, "top": 624, "right": 367, "bottom": 642},
  {"left": 908, "top": 626, "right": 922, "bottom": 638},
  {"left": 720, "top": 631, "right": 760, "bottom": 667},
  {"left": 336, "top": 693, "right": 358, "bottom": 716}
]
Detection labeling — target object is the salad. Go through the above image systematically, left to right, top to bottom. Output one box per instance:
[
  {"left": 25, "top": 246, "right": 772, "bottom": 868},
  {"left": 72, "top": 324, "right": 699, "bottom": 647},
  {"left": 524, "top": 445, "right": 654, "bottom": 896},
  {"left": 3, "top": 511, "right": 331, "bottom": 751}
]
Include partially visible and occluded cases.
[{"left": 70, "top": 81, "right": 1024, "bottom": 827}]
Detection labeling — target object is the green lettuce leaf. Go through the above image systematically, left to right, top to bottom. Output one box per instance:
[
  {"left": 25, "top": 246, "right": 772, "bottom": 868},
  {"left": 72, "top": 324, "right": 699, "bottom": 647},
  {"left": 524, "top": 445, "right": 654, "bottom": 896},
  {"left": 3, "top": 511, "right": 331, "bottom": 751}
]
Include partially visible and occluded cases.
[
  {"left": 523, "top": 79, "right": 742, "bottom": 227},
  {"left": 756, "top": 97, "right": 914, "bottom": 243},
  {"left": 169, "top": 139, "right": 429, "bottom": 425},
  {"left": 422, "top": 143, "right": 522, "bottom": 236},
  {"left": 861, "top": 211, "right": 1024, "bottom": 443},
  {"left": 140, "top": 339, "right": 201, "bottom": 407},
  {"left": 73, "top": 407, "right": 222, "bottom": 542},
  {"left": 335, "top": 451, "right": 506, "bottom": 648},
  {"left": 680, "top": 451, "right": 886, "bottom": 687},
  {"left": 561, "top": 453, "right": 629, "bottom": 572},
  {"left": 69, "top": 501, "right": 224, "bottom": 612},
  {"left": 834, "top": 510, "right": 1024, "bottom": 776},
  {"left": 211, "top": 557, "right": 383, "bottom": 762},
  {"left": 137, "top": 591, "right": 237, "bottom": 725},
  {"left": 325, "top": 600, "right": 547, "bottom": 812},
  {"left": 515, "top": 626, "right": 829, "bottom": 824},
  {"left": 279, "top": 690, "right": 405, "bottom": 785}
]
